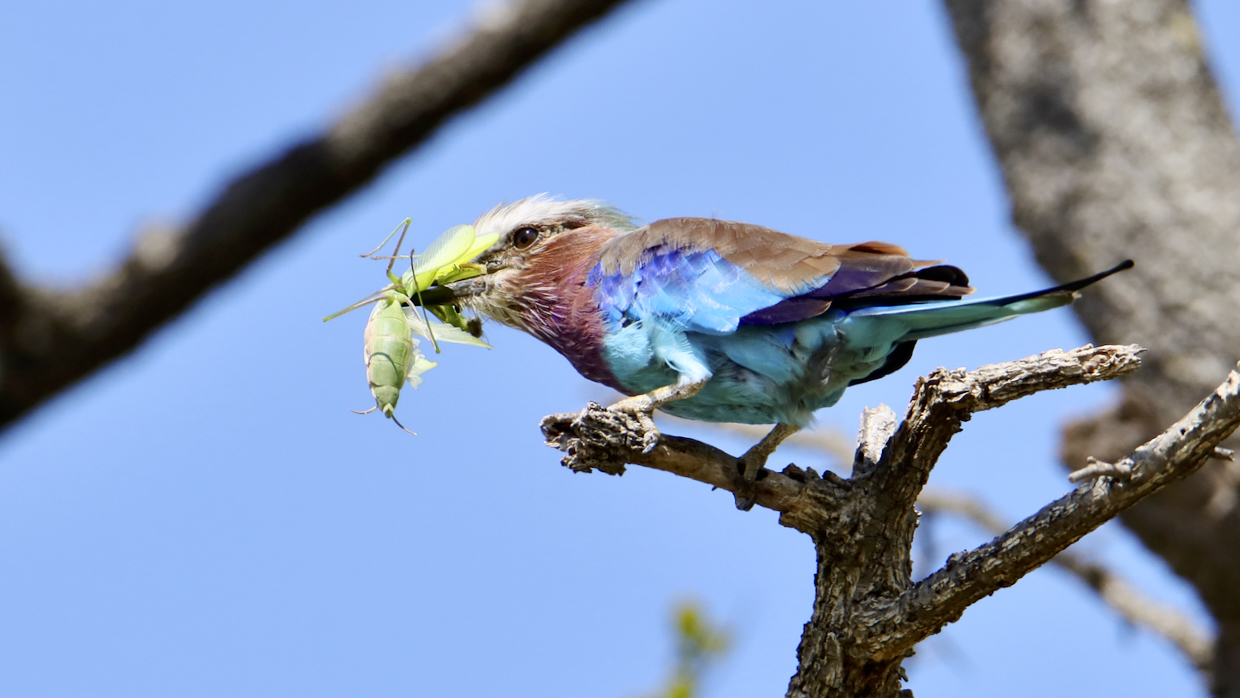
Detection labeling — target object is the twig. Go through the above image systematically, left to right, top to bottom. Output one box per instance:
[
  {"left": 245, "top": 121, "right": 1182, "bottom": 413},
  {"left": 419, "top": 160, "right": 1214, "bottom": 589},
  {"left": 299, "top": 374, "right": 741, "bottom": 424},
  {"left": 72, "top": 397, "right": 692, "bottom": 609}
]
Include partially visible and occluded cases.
[
  {"left": 0, "top": 0, "right": 635, "bottom": 432},
  {"left": 1068, "top": 455, "right": 1133, "bottom": 483},
  {"left": 918, "top": 488, "right": 1214, "bottom": 674}
]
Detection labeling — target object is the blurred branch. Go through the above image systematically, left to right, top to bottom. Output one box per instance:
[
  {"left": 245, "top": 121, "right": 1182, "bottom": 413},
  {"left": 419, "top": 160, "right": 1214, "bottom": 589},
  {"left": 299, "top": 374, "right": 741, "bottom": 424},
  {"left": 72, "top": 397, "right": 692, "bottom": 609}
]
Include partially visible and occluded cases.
[
  {"left": 0, "top": 0, "right": 635, "bottom": 432},
  {"left": 0, "top": 242, "right": 24, "bottom": 357},
  {"left": 659, "top": 413, "right": 855, "bottom": 470},
  {"left": 918, "top": 488, "right": 1215, "bottom": 674}
]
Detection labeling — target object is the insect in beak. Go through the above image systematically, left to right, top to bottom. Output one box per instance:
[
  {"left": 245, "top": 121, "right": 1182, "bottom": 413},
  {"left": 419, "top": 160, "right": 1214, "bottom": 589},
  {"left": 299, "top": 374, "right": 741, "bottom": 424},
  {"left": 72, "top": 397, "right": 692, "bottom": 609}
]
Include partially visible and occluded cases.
[{"left": 407, "top": 275, "right": 489, "bottom": 306}]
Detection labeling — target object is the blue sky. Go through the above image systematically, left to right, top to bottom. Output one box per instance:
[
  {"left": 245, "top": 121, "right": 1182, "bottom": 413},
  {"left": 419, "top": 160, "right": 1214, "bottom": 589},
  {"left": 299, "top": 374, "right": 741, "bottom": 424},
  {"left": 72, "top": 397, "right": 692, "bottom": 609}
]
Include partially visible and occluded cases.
[{"left": 1, "top": 1, "right": 1238, "bottom": 696}]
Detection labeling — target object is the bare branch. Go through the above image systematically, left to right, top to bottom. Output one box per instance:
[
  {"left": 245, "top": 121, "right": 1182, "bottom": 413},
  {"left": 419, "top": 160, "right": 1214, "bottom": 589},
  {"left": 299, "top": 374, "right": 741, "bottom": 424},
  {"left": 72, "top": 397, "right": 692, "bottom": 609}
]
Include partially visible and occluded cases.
[
  {"left": 0, "top": 0, "right": 634, "bottom": 432},
  {"left": 541, "top": 345, "right": 1144, "bottom": 537},
  {"left": 850, "top": 345, "right": 1145, "bottom": 583},
  {"left": 865, "top": 345, "right": 1145, "bottom": 508},
  {"left": 873, "top": 363, "right": 1240, "bottom": 660},
  {"left": 540, "top": 404, "right": 841, "bottom": 517},
  {"left": 850, "top": 405, "right": 896, "bottom": 478},
  {"left": 918, "top": 488, "right": 1215, "bottom": 673}
]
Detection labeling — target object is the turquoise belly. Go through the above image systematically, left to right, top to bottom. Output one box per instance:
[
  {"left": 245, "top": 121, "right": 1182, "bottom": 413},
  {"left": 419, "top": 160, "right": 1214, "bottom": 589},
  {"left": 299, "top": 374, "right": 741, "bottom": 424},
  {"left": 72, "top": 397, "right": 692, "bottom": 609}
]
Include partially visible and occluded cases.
[{"left": 601, "top": 313, "right": 895, "bottom": 426}]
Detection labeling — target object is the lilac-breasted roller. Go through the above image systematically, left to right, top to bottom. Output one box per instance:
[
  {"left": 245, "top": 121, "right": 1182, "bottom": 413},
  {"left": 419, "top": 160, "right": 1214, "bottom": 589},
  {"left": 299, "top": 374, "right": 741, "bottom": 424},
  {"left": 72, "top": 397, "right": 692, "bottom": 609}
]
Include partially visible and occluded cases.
[{"left": 419, "top": 196, "right": 1130, "bottom": 507}]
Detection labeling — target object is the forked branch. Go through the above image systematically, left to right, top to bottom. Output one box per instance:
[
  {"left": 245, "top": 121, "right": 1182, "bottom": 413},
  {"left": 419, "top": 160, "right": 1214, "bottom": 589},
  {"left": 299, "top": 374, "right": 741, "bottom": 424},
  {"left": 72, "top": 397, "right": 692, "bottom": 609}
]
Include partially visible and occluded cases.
[
  {"left": 541, "top": 344, "right": 1240, "bottom": 696},
  {"left": 867, "top": 361, "right": 1240, "bottom": 662}
]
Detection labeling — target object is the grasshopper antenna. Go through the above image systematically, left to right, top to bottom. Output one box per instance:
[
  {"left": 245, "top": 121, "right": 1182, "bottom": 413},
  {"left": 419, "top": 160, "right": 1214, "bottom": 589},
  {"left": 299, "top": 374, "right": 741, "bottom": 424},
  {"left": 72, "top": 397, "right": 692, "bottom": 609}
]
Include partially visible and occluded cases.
[
  {"left": 360, "top": 217, "right": 412, "bottom": 259},
  {"left": 322, "top": 288, "right": 393, "bottom": 322}
]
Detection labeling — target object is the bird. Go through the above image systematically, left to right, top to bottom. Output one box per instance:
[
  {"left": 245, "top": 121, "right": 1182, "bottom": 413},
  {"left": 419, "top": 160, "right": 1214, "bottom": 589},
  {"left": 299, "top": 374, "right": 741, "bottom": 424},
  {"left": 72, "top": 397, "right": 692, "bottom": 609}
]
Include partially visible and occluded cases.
[{"left": 417, "top": 195, "right": 1131, "bottom": 508}]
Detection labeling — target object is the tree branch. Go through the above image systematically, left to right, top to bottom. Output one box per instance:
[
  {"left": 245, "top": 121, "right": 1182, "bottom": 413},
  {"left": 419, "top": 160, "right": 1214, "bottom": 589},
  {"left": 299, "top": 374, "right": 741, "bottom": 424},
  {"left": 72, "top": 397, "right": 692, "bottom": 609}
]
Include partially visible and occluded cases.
[
  {"left": 0, "top": 0, "right": 635, "bottom": 432},
  {"left": 0, "top": 241, "right": 26, "bottom": 364},
  {"left": 540, "top": 344, "right": 1240, "bottom": 696},
  {"left": 863, "top": 344, "right": 1146, "bottom": 517},
  {"left": 541, "top": 345, "right": 1144, "bottom": 536},
  {"left": 874, "top": 363, "right": 1240, "bottom": 660},
  {"left": 541, "top": 404, "right": 836, "bottom": 516},
  {"left": 918, "top": 488, "right": 1215, "bottom": 674}
]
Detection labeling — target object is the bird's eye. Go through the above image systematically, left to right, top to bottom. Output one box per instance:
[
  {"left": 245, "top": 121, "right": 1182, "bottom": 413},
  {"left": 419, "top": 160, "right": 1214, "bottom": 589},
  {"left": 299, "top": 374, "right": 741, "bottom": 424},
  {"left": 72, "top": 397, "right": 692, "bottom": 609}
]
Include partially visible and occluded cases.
[{"left": 512, "top": 226, "right": 540, "bottom": 250}]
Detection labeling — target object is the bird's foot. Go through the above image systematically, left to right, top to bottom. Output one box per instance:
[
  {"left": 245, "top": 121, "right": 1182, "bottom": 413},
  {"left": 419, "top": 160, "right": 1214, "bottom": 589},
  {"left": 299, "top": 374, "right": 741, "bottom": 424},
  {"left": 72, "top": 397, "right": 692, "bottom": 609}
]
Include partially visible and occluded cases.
[
  {"left": 604, "top": 395, "right": 661, "bottom": 454},
  {"left": 732, "top": 423, "right": 800, "bottom": 511},
  {"left": 733, "top": 451, "right": 768, "bottom": 512}
]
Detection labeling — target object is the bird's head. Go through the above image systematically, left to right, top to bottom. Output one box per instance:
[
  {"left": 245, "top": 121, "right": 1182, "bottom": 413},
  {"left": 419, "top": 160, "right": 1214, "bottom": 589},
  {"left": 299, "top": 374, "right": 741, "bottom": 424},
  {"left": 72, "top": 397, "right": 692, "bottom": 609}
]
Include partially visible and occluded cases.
[{"left": 415, "top": 195, "right": 636, "bottom": 332}]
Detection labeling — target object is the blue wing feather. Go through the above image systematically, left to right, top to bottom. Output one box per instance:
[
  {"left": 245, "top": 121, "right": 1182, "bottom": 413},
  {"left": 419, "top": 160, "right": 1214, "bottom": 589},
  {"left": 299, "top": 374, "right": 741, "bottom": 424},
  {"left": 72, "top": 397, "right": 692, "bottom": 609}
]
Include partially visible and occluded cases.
[
  {"left": 585, "top": 220, "right": 986, "bottom": 425},
  {"left": 588, "top": 248, "right": 799, "bottom": 334}
]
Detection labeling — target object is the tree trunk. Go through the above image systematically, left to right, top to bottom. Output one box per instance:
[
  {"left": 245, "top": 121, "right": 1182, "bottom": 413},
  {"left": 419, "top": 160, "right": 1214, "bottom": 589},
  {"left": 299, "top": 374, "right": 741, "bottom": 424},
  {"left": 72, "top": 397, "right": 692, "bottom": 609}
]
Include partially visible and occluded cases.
[{"left": 944, "top": 1, "right": 1240, "bottom": 693}]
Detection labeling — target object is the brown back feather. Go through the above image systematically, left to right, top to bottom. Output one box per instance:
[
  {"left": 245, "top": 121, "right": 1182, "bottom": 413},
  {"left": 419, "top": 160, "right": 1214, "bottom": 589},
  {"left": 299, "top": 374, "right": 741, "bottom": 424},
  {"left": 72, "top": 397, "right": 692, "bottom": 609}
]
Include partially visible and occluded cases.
[{"left": 597, "top": 218, "right": 973, "bottom": 303}]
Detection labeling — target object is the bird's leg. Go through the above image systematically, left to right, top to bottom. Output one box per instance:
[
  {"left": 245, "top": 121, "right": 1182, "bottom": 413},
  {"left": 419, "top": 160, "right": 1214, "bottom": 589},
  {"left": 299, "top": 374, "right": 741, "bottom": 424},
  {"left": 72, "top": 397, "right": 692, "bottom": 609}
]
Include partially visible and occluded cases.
[
  {"left": 606, "top": 376, "right": 708, "bottom": 453},
  {"left": 609, "top": 377, "right": 708, "bottom": 415},
  {"left": 734, "top": 422, "right": 800, "bottom": 511},
  {"left": 740, "top": 422, "right": 799, "bottom": 481}
]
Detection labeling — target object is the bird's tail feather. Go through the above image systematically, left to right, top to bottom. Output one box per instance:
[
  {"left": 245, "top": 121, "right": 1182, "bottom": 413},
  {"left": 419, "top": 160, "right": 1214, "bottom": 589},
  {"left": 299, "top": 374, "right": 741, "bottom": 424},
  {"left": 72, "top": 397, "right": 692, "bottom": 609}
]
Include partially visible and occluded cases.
[{"left": 845, "top": 260, "right": 1133, "bottom": 341}]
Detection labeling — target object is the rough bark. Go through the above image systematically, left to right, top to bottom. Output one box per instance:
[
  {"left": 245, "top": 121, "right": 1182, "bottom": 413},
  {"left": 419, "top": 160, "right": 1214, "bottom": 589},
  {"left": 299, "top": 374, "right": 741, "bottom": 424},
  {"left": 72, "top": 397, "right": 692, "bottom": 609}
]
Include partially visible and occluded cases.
[
  {"left": 0, "top": 0, "right": 634, "bottom": 432},
  {"left": 943, "top": 1, "right": 1240, "bottom": 693},
  {"left": 542, "top": 345, "right": 1240, "bottom": 696},
  {"left": 919, "top": 487, "right": 1214, "bottom": 674}
]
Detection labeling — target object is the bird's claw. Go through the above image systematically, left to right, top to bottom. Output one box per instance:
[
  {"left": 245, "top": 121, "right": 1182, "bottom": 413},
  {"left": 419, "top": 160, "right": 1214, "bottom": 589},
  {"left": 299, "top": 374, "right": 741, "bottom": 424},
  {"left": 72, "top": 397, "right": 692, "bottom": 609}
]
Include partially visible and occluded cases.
[
  {"left": 604, "top": 397, "right": 661, "bottom": 454},
  {"left": 730, "top": 423, "right": 798, "bottom": 511},
  {"left": 733, "top": 454, "right": 763, "bottom": 511},
  {"left": 733, "top": 492, "right": 757, "bottom": 512}
]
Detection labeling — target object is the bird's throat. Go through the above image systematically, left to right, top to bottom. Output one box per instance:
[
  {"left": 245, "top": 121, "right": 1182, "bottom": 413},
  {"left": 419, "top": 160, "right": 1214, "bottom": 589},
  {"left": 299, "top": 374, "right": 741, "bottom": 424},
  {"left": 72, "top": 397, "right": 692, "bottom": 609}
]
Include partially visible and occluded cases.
[{"left": 478, "top": 227, "right": 630, "bottom": 392}]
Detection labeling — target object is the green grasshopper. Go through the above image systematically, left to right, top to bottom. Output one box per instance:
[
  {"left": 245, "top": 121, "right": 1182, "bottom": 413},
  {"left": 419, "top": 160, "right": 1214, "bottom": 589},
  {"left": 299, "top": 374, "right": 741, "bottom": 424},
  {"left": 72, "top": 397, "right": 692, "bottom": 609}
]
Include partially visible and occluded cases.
[{"left": 324, "top": 218, "right": 496, "bottom": 433}]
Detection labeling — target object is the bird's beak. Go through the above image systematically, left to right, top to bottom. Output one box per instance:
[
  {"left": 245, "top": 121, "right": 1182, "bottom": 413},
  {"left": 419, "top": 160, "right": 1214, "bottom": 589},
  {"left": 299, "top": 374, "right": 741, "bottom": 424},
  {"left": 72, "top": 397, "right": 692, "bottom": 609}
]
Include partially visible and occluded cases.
[{"left": 409, "top": 275, "right": 489, "bottom": 306}]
